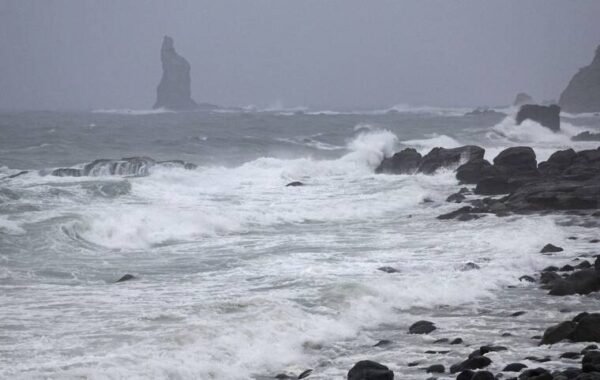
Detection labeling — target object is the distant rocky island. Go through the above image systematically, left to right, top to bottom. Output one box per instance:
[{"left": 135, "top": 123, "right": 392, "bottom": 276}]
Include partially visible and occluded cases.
[
  {"left": 153, "top": 36, "right": 216, "bottom": 111},
  {"left": 559, "top": 45, "right": 600, "bottom": 113}
]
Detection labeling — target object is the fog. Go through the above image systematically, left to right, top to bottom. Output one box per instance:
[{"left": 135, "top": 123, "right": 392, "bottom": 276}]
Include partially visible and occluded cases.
[{"left": 1, "top": 0, "right": 599, "bottom": 110}]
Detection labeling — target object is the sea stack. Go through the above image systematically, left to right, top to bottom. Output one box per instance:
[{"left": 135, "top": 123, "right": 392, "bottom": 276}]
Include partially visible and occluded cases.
[
  {"left": 153, "top": 36, "right": 198, "bottom": 110},
  {"left": 559, "top": 45, "right": 600, "bottom": 113},
  {"left": 516, "top": 104, "right": 561, "bottom": 132}
]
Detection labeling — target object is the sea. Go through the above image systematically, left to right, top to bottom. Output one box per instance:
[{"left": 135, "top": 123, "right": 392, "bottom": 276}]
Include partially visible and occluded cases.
[{"left": 1, "top": 105, "right": 600, "bottom": 379}]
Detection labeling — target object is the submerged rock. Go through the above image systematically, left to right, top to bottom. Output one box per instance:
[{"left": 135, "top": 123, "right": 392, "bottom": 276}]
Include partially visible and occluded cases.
[
  {"left": 153, "top": 36, "right": 198, "bottom": 110},
  {"left": 559, "top": 45, "right": 600, "bottom": 114},
  {"left": 516, "top": 104, "right": 561, "bottom": 132},
  {"left": 572, "top": 131, "right": 600, "bottom": 142},
  {"left": 50, "top": 157, "right": 197, "bottom": 178},
  {"left": 286, "top": 181, "right": 304, "bottom": 187},
  {"left": 541, "top": 244, "right": 564, "bottom": 253},
  {"left": 115, "top": 274, "right": 136, "bottom": 283},
  {"left": 408, "top": 320, "right": 436, "bottom": 334},
  {"left": 450, "top": 356, "right": 492, "bottom": 374},
  {"left": 347, "top": 360, "right": 394, "bottom": 380}
]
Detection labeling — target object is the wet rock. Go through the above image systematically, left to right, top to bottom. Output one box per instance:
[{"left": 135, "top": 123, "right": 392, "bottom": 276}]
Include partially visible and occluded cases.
[
  {"left": 516, "top": 104, "right": 561, "bottom": 132},
  {"left": 573, "top": 132, "right": 600, "bottom": 142},
  {"left": 419, "top": 146, "right": 485, "bottom": 174},
  {"left": 493, "top": 147, "right": 539, "bottom": 177},
  {"left": 376, "top": 148, "right": 422, "bottom": 174},
  {"left": 456, "top": 159, "right": 494, "bottom": 184},
  {"left": 51, "top": 168, "right": 82, "bottom": 177},
  {"left": 286, "top": 181, "right": 304, "bottom": 187},
  {"left": 447, "top": 192, "right": 467, "bottom": 203},
  {"left": 437, "top": 206, "right": 485, "bottom": 221},
  {"left": 541, "top": 244, "right": 564, "bottom": 253},
  {"left": 576, "top": 261, "right": 592, "bottom": 270},
  {"left": 461, "top": 262, "right": 481, "bottom": 271},
  {"left": 560, "top": 265, "right": 576, "bottom": 272},
  {"left": 378, "top": 266, "right": 400, "bottom": 274},
  {"left": 543, "top": 266, "right": 559, "bottom": 272},
  {"left": 548, "top": 269, "right": 600, "bottom": 296},
  {"left": 116, "top": 274, "right": 136, "bottom": 283},
  {"left": 519, "top": 275, "right": 535, "bottom": 283},
  {"left": 512, "top": 311, "right": 526, "bottom": 317},
  {"left": 569, "top": 314, "right": 600, "bottom": 342},
  {"left": 409, "top": 320, "right": 437, "bottom": 334},
  {"left": 541, "top": 321, "right": 577, "bottom": 344},
  {"left": 433, "top": 338, "right": 450, "bottom": 344},
  {"left": 451, "top": 338, "right": 464, "bottom": 345},
  {"left": 373, "top": 340, "right": 392, "bottom": 347},
  {"left": 582, "top": 345, "right": 599, "bottom": 354},
  {"left": 582, "top": 351, "right": 600, "bottom": 372},
  {"left": 560, "top": 352, "right": 581, "bottom": 359},
  {"left": 450, "top": 356, "right": 492, "bottom": 374},
  {"left": 524, "top": 356, "right": 550, "bottom": 363},
  {"left": 347, "top": 360, "right": 394, "bottom": 380},
  {"left": 407, "top": 361, "right": 420, "bottom": 367},
  {"left": 503, "top": 363, "right": 528, "bottom": 372},
  {"left": 426, "top": 365, "right": 445, "bottom": 374},
  {"left": 518, "top": 367, "right": 552, "bottom": 380},
  {"left": 298, "top": 369, "right": 313, "bottom": 379},
  {"left": 457, "top": 370, "right": 475, "bottom": 380},
  {"left": 472, "top": 371, "right": 495, "bottom": 380}
]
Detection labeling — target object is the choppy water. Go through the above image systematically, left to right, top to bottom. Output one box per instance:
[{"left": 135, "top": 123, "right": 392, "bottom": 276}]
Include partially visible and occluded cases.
[{"left": 1, "top": 107, "right": 600, "bottom": 379}]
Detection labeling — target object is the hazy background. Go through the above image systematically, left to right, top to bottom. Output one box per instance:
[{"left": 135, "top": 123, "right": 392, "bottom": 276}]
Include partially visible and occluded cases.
[{"left": 1, "top": 0, "right": 599, "bottom": 111}]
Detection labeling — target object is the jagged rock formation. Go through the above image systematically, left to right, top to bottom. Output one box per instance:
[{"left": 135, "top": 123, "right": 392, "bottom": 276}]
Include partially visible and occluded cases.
[
  {"left": 153, "top": 36, "right": 198, "bottom": 110},
  {"left": 559, "top": 45, "right": 600, "bottom": 113},
  {"left": 513, "top": 93, "right": 534, "bottom": 106},
  {"left": 516, "top": 104, "right": 561, "bottom": 132},
  {"left": 375, "top": 146, "right": 484, "bottom": 175}
]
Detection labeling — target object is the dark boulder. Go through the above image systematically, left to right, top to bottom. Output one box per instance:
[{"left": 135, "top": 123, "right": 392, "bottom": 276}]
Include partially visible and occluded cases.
[
  {"left": 516, "top": 104, "right": 561, "bottom": 132},
  {"left": 419, "top": 146, "right": 485, "bottom": 174},
  {"left": 493, "top": 147, "right": 539, "bottom": 177},
  {"left": 376, "top": 148, "right": 422, "bottom": 174},
  {"left": 538, "top": 149, "right": 577, "bottom": 175},
  {"left": 456, "top": 159, "right": 495, "bottom": 184},
  {"left": 51, "top": 168, "right": 83, "bottom": 177},
  {"left": 474, "top": 176, "right": 515, "bottom": 195},
  {"left": 502, "top": 178, "right": 600, "bottom": 211},
  {"left": 286, "top": 181, "right": 304, "bottom": 187},
  {"left": 447, "top": 192, "right": 467, "bottom": 203},
  {"left": 437, "top": 206, "right": 485, "bottom": 221},
  {"left": 541, "top": 244, "right": 564, "bottom": 253},
  {"left": 378, "top": 266, "right": 400, "bottom": 274},
  {"left": 548, "top": 269, "right": 600, "bottom": 296},
  {"left": 116, "top": 274, "right": 136, "bottom": 283},
  {"left": 569, "top": 314, "right": 600, "bottom": 343},
  {"left": 409, "top": 320, "right": 436, "bottom": 334},
  {"left": 541, "top": 321, "right": 577, "bottom": 345},
  {"left": 451, "top": 338, "right": 464, "bottom": 345},
  {"left": 582, "top": 351, "right": 600, "bottom": 372},
  {"left": 450, "top": 356, "right": 492, "bottom": 374},
  {"left": 347, "top": 360, "right": 394, "bottom": 380},
  {"left": 503, "top": 363, "right": 528, "bottom": 372},
  {"left": 426, "top": 365, "right": 445, "bottom": 373},
  {"left": 518, "top": 368, "right": 552, "bottom": 380},
  {"left": 457, "top": 370, "right": 475, "bottom": 380},
  {"left": 471, "top": 371, "right": 495, "bottom": 380}
]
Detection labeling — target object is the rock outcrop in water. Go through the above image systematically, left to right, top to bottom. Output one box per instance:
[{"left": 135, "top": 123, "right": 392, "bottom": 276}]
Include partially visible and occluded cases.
[
  {"left": 153, "top": 36, "right": 198, "bottom": 110},
  {"left": 559, "top": 45, "right": 600, "bottom": 113},
  {"left": 516, "top": 104, "right": 561, "bottom": 132},
  {"left": 375, "top": 146, "right": 484, "bottom": 175},
  {"left": 50, "top": 157, "right": 197, "bottom": 177}
]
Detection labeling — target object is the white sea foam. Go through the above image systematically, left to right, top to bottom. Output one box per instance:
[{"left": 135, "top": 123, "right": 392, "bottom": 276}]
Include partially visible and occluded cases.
[{"left": 92, "top": 108, "right": 175, "bottom": 115}]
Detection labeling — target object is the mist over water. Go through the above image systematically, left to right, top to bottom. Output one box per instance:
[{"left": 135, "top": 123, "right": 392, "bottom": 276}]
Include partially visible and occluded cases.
[{"left": 1, "top": 107, "right": 600, "bottom": 379}]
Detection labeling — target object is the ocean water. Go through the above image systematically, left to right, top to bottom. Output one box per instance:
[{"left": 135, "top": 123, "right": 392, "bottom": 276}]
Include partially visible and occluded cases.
[{"left": 1, "top": 107, "right": 600, "bottom": 379}]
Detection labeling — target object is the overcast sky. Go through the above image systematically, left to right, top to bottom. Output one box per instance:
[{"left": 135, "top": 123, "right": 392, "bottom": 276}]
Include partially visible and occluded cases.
[{"left": 1, "top": 0, "right": 599, "bottom": 110}]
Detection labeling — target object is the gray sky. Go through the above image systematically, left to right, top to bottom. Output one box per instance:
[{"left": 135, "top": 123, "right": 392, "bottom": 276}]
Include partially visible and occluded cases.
[{"left": 1, "top": 0, "right": 599, "bottom": 110}]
